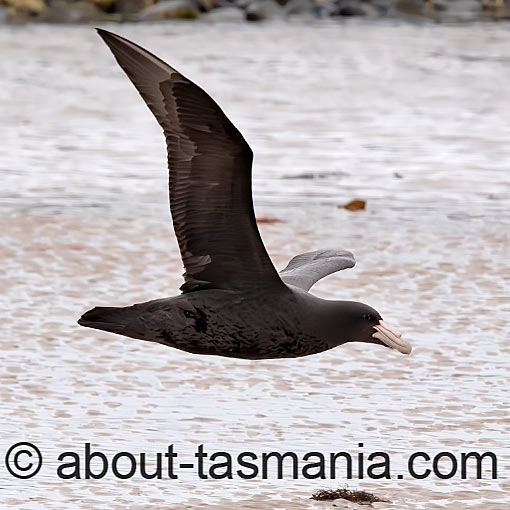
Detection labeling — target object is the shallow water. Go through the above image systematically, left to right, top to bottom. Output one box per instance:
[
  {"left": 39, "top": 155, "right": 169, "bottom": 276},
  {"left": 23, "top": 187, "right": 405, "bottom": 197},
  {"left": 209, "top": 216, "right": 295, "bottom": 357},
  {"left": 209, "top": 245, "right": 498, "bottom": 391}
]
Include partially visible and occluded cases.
[{"left": 1, "top": 20, "right": 509, "bottom": 510}]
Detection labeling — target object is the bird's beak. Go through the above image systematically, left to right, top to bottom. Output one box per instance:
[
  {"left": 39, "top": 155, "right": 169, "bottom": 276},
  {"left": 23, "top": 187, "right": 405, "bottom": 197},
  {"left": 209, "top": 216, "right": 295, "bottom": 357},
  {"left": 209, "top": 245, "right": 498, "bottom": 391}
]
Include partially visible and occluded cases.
[{"left": 372, "top": 320, "right": 412, "bottom": 355}]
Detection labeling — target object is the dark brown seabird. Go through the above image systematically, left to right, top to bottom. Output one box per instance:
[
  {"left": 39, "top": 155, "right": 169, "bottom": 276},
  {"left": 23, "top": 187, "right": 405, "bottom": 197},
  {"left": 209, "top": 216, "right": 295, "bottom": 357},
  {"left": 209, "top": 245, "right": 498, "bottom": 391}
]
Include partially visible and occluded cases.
[{"left": 78, "top": 29, "right": 412, "bottom": 360}]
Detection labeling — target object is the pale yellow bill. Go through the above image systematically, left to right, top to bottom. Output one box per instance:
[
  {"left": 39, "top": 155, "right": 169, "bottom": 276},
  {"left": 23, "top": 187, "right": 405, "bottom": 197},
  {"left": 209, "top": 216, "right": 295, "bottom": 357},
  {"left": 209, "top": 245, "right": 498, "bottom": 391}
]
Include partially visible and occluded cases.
[{"left": 372, "top": 320, "right": 412, "bottom": 355}]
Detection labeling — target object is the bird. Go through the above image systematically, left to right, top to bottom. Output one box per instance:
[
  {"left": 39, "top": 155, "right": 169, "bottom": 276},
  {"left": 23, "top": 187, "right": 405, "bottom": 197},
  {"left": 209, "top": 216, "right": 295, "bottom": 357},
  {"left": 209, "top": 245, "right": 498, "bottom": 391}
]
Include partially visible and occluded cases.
[{"left": 78, "top": 29, "right": 412, "bottom": 360}]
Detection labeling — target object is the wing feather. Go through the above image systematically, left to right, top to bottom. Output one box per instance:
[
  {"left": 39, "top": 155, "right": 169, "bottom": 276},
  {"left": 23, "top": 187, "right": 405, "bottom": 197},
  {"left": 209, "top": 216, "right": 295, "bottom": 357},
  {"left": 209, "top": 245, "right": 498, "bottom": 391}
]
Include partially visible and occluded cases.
[
  {"left": 97, "top": 29, "right": 283, "bottom": 293},
  {"left": 280, "top": 250, "right": 356, "bottom": 291}
]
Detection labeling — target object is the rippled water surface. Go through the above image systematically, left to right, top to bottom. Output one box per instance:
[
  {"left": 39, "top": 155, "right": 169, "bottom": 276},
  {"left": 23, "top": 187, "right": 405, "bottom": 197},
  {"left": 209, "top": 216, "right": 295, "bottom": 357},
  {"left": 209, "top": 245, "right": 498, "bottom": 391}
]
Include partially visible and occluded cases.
[{"left": 1, "top": 20, "right": 509, "bottom": 509}]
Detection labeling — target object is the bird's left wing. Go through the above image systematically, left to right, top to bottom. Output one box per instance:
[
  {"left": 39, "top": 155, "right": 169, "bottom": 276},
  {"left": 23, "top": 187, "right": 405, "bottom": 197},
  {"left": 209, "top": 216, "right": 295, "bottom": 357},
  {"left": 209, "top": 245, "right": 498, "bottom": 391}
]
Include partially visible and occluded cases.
[
  {"left": 97, "top": 29, "right": 285, "bottom": 293},
  {"left": 279, "top": 250, "right": 355, "bottom": 291}
]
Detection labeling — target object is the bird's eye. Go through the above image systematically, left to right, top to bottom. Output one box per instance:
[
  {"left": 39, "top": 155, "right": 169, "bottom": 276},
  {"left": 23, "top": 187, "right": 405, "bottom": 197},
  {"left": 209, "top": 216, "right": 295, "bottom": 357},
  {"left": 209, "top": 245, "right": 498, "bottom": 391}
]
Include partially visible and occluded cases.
[{"left": 362, "top": 314, "right": 374, "bottom": 321}]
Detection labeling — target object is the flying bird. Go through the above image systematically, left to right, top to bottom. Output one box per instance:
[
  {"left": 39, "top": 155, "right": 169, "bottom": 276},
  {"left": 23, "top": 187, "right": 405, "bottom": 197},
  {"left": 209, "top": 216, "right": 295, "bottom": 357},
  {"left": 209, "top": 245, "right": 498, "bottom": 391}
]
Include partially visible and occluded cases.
[{"left": 78, "top": 30, "right": 411, "bottom": 359}]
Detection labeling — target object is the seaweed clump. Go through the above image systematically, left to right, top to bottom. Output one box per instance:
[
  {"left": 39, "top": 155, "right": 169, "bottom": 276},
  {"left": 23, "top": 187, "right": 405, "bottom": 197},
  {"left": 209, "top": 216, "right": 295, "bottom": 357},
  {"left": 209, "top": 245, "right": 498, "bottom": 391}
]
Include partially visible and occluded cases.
[{"left": 311, "top": 487, "right": 391, "bottom": 504}]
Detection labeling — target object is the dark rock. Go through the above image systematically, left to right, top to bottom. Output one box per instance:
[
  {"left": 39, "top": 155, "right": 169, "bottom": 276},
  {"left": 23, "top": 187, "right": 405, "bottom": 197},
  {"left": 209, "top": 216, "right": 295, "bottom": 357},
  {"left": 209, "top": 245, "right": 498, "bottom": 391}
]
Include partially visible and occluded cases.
[
  {"left": 3, "top": 0, "right": 47, "bottom": 19},
  {"left": 41, "top": 0, "right": 103, "bottom": 22},
  {"left": 89, "top": 0, "right": 116, "bottom": 12},
  {"left": 114, "top": 0, "right": 147, "bottom": 17},
  {"left": 136, "top": 0, "right": 199, "bottom": 19},
  {"left": 195, "top": 0, "right": 221, "bottom": 11},
  {"left": 230, "top": 0, "right": 251, "bottom": 9},
  {"left": 245, "top": 0, "right": 284, "bottom": 20},
  {"left": 284, "top": 0, "right": 315, "bottom": 16},
  {"left": 331, "top": 0, "right": 367, "bottom": 17},
  {"left": 368, "top": 0, "right": 393, "bottom": 14},
  {"left": 393, "top": 0, "right": 440, "bottom": 20},
  {"left": 442, "top": 0, "right": 482, "bottom": 21},
  {"left": 480, "top": 0, "right": 510, "bottom": 20},
  {"left": 356, "top": 1, "right": 385, "bottom": 16},
  {"left": 432, "top": 1, "right": 447, "bottom": 12},
  {"left": 204, "top": 4, "right": 245, "bottom": 20},
  {"left": 0, "top": 5, "right": 9, "bottom": 22},
  {"left": 338, "top": 5, "right": 365, "bottom": 16}
]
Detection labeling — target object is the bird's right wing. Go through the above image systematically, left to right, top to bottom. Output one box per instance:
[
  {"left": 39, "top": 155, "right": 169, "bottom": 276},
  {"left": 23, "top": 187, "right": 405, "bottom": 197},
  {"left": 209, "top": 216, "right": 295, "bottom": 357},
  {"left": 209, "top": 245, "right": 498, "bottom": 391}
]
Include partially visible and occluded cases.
[
  {"left": 97, "top": 30, "right": 284, "bottom": 293},
  {"left": 279, "top": 250, "right": 356, "bottom": 291}
]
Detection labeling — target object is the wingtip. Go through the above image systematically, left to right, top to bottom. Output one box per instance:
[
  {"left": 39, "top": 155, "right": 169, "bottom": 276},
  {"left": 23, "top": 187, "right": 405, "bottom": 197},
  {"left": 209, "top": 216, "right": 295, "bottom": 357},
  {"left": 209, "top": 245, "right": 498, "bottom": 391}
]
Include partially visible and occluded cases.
[
  {"left": 95, "top": 28, "right": 123, "bottom": 45},
  {"left": 95, "top": 28, "right": 111, "bottom": 45},
  {"left": 96, "top": 28, "right": 113, "bottom": 39}
]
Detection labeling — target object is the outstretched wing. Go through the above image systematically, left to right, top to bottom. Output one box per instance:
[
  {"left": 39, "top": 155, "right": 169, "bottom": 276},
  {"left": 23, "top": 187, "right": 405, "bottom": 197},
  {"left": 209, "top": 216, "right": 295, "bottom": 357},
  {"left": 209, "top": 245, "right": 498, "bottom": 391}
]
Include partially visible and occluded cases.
[
  {"left": 98, "top": 30, "right": 283, "bottom": 293},
  {"left": 279, "top": 250, "right": 355, "bottom": 291}
]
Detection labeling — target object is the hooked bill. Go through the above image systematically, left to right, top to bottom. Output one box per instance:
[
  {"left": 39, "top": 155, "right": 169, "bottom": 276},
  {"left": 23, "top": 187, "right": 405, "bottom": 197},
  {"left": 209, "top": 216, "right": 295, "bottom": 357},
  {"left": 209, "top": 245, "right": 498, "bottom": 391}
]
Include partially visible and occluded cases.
[{"left": 372, "top": 320, "right": 412, "bottom": 355}]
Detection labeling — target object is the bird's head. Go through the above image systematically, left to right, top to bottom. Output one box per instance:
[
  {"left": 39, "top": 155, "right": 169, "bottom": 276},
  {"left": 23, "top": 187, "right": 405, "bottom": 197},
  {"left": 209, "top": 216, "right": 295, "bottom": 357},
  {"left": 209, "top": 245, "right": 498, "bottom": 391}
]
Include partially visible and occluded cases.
[{"left": 335, "top": 301, "right": 412, "bottom": 355}]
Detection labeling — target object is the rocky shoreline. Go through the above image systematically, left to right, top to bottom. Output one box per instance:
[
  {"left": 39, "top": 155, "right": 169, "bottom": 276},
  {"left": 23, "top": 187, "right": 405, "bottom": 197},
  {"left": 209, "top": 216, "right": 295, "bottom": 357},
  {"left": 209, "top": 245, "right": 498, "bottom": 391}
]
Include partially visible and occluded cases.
[{"left": 1, "top": 0, "right": 509, "bottom": 24}]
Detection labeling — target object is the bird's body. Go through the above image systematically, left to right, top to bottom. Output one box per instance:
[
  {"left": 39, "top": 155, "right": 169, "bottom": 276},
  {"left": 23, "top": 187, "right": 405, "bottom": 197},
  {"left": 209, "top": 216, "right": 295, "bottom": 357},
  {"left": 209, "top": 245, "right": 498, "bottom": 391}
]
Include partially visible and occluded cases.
[
  {"left": 78, "top": 30, "right": 412, "bottom": 358},
  {"left": 80, "top": 285, "right": 388, "bottom": 359},
  {"left": 82, "top": 286, "right": 334, "bottom": 359}
]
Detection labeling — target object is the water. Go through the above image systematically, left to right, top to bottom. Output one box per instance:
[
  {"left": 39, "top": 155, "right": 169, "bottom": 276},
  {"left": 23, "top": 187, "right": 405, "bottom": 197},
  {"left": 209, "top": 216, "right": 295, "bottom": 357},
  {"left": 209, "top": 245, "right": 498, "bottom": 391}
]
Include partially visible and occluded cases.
[{"left": 1, "top": 19, "right": 509, "bottom": 509}]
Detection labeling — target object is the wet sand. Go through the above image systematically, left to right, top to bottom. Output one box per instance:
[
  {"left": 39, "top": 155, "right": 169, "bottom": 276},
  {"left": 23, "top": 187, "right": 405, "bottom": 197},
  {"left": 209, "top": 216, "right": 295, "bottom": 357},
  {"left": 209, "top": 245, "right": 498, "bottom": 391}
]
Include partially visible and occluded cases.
[{"left": 1, "top": 20, "right": 509, "bottom": 509}]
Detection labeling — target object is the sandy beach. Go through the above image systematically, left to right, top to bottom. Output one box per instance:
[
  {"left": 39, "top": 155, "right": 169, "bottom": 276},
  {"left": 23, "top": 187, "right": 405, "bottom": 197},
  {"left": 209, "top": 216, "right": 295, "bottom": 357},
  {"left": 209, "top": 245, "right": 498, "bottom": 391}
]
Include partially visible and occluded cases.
[{"left": 1, "top": 20, "right": 509, "bottom": 509}]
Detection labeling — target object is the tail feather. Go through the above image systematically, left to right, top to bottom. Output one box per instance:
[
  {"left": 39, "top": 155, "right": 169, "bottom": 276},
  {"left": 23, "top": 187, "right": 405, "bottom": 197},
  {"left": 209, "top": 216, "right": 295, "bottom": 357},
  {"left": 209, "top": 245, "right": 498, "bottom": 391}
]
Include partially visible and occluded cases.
[{"left": 78, "top": 306, "right": 131, "bottom": 335}]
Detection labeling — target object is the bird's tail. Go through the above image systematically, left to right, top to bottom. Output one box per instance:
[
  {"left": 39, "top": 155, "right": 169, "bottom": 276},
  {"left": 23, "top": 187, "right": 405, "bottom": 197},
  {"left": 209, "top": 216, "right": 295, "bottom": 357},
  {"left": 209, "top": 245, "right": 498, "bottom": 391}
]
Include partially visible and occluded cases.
[{"left": 78, "top": 306, "right": 133, "bottom": 335}]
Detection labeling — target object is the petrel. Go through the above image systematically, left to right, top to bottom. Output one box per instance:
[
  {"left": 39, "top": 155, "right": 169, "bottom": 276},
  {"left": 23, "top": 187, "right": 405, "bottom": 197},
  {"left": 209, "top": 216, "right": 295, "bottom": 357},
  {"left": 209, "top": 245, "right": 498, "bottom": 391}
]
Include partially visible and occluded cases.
[{"left": 78, "top": 30, "right": 412, "bottom": 359}]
